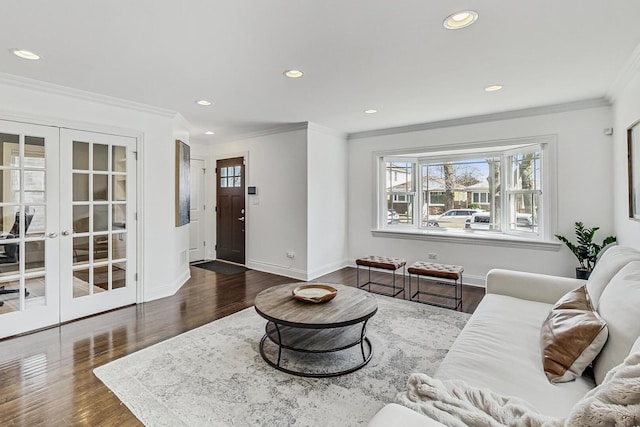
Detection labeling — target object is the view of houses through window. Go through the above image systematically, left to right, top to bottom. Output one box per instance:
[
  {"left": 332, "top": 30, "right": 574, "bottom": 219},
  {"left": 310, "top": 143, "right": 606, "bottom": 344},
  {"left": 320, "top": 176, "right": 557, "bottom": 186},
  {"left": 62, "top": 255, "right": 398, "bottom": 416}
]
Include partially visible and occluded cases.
[{"left": 383, "top": 142, "right": 544, "bottom": 237}]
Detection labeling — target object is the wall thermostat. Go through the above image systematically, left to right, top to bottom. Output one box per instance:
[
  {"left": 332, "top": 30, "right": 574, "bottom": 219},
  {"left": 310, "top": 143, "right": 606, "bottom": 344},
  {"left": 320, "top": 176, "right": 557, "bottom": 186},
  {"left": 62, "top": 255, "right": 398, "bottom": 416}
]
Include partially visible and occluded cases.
[{"left": 248, "top": 186, "right": 257, "bottom": 195}]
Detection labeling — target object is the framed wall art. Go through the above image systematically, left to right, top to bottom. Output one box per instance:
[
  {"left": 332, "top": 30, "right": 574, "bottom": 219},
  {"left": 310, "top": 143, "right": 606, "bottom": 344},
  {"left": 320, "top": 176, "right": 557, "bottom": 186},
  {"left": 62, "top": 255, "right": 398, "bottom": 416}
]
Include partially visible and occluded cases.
[{"left": 175, "top": 139, "right": 191, "bottom": 227}]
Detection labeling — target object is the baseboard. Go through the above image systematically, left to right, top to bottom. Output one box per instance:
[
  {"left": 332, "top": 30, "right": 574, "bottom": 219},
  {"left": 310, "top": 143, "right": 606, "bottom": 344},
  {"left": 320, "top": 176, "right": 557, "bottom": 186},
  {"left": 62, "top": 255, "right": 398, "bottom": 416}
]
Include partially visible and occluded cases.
[
  {"left": 246, "top": 259, "right": 308, "bottom": 281},
  {"left": 307, "top": 259, "right": 350, "bottom": 281},
  {"left": 143, "top": 269, "right": 191, "bottom": 302}
]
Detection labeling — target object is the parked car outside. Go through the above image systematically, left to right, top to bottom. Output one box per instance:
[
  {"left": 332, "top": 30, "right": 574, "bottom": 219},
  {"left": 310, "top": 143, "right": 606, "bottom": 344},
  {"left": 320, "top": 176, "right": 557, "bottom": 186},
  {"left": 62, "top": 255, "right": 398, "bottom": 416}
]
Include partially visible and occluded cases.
[
  {"left": 387, "top": 209, "right": 400, "bottom": 224},
  {"left": 428, "top": 209, "right": 484, "bottom": 228},
  {"left": 465, "top": 211, "right": 534, "bottom": 231}
]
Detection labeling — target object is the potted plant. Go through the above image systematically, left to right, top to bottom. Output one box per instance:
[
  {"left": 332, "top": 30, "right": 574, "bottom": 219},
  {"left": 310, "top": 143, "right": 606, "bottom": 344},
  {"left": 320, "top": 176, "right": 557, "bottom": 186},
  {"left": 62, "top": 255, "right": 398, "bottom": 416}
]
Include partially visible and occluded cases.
[{"left": 555, "top": 222, "right": 616, "bottom": 279}]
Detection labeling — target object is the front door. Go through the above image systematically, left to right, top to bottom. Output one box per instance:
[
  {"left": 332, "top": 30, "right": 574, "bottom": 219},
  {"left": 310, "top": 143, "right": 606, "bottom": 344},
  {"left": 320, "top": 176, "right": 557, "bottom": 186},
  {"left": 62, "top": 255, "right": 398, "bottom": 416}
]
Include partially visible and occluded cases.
[
  {"left": 0, "top": 121, "right": 60, "bottom": 338},
  {"left": 59, "top": 129, "right": 137, "bottom": 322},
  {"left": 216, "top": 157, "right": 245, "bottom": 264}
]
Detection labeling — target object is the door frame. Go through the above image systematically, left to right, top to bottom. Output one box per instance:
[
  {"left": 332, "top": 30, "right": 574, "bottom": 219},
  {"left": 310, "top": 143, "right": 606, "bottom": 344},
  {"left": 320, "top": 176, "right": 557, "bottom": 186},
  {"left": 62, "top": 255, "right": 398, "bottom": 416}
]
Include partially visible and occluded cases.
[
  {"left": 0, "top": 111, "right": 145, "bottom": 304},
  {"left": 212, "top": 151, "right": 248, "bottom": 263},
  {"left": 189, "top": 157, "right": 206, "bottom": 262}
]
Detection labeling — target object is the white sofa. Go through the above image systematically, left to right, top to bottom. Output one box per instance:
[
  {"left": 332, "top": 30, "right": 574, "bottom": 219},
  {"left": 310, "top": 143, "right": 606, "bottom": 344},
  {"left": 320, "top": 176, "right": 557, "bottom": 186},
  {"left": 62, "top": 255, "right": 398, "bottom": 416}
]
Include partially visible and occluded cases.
[{"left": 368, "top": 245, "right": 640, "bottom": 426}]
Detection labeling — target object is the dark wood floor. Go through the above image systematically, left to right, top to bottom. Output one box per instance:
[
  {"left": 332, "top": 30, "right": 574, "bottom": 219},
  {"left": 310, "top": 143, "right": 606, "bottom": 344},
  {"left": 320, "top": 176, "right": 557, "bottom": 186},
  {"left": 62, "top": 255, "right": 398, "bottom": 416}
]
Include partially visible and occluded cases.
[{"left": 0, "top": 266, "right": 484, "bottom": 426}]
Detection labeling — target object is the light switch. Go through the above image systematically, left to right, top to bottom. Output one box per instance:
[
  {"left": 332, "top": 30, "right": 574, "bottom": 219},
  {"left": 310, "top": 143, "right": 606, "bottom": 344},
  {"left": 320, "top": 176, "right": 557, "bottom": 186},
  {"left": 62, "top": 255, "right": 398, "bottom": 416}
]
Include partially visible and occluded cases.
[{"left": 252, "top": 197, "right": 260, "bottom": 205}]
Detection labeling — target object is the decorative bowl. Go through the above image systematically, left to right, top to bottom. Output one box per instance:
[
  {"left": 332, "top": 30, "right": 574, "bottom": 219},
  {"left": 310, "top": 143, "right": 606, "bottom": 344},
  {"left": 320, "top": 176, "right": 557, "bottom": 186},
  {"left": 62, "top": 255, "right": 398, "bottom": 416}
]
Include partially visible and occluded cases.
[{"left": 292, "top": 284, "right": 338, "bottom": 303}]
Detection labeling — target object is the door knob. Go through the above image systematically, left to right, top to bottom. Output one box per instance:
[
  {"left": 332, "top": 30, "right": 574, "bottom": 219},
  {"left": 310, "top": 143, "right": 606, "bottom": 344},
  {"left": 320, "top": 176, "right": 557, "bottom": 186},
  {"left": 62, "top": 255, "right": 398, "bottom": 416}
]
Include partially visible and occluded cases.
[
  {"left": 237, "top": 216, "right": 245, "bottom": 222},
  {"left": 61, "top": 230, "right": 70, "bottom": 236},
  {"left": 47, "top": 232, "right": 58, "bottom": 238}
]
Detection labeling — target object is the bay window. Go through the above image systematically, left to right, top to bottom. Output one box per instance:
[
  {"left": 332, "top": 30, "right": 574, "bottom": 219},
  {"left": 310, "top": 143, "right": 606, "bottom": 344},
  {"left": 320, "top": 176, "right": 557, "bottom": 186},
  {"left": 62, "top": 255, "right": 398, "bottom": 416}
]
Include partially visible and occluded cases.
[{"left": 378, "top": 137, "right": 555, "bottom": 241}]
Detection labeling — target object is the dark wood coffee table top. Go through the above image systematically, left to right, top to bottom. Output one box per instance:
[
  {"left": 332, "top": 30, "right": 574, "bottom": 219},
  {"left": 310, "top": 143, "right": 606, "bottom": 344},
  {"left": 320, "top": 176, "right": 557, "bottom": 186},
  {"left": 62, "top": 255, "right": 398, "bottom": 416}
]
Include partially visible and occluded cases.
[{"left": 254, "top": 283, "right": 378, "bottom": 328}]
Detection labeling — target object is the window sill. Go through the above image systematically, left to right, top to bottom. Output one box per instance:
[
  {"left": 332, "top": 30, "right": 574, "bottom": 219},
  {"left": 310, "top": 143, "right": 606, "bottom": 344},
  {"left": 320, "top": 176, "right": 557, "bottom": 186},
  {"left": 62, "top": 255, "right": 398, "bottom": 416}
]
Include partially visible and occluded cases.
[{"left": 372, "top": 228, "right": 561, "bottom": 251}]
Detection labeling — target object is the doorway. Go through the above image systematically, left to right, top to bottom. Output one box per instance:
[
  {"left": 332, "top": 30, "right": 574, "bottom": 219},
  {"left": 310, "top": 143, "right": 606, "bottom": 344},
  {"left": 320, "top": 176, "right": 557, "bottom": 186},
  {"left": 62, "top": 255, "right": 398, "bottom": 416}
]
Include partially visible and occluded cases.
[
  {"left": 0, "top": 121, "right": 138, "bottom": 338},
  {"left": 216, "top": 157, "right": 245, "bottom": 264},
  {"left": 189, "top": 159, "right": 205, "bottom": 262}
]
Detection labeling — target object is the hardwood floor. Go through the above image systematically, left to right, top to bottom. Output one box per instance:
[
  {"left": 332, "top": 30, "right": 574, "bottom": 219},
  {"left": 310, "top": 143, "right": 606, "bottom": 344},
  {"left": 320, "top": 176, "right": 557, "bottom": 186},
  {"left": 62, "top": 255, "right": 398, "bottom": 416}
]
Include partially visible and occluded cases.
[{"left": 0, "top": 266, "right": 484, "bottom": 425}]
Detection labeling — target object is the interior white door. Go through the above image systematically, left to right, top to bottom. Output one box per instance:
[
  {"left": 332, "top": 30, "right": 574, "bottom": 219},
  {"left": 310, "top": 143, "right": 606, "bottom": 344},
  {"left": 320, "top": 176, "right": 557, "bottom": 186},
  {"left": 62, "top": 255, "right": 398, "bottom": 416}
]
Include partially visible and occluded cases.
[
  {"left": 0, "top": 120, "right": 60, "bottom": 338},
  {"left": 59, "top": 129, "right": 137, "bottom": 322},
  {"left": 189, "top": 159, "right": 205, "bottom": 262}
]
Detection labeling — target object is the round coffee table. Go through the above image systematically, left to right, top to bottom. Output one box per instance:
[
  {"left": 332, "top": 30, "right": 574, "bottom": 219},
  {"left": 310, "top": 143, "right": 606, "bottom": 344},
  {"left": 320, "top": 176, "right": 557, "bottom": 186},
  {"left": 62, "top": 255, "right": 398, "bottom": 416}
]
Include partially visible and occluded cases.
[{"left": 254, "top": 283, "right": 378, "bottom": 377}]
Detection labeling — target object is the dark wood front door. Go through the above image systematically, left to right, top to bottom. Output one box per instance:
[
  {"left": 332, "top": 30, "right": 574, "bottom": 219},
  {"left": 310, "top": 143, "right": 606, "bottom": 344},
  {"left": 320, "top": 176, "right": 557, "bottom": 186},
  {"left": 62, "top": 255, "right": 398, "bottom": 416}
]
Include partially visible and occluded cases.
[{"left": 216, "top": 157, "right": 245, "bottom": 264}]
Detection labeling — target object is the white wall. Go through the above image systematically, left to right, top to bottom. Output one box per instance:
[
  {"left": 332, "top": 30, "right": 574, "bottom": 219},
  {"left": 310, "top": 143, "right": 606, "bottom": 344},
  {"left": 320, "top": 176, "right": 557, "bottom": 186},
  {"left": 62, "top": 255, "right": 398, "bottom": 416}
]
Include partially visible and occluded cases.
[
  {"left": 612, "top": 70, "right": 640, "bottom": 249},
  {"left": 0, "top": 77, "right": 190, "bottom": 302},
  {"left": 348, "top": 106, "right": 614, "bottom": 284},
  {"left": 307, "top": 124, "right": 349, "bottom": 279},
  {"left": 205, "top": 127, "right": 309, "bottom": 279}
]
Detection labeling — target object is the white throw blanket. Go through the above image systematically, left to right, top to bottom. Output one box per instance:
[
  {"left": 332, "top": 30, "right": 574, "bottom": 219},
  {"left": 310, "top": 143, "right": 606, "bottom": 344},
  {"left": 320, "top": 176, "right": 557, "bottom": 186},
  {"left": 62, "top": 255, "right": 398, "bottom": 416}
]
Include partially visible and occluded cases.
[
  {"left": 397, "top": 351, "right": 640, "bottom": 427},
  {"left": 397, "top": 373, "right": 561, "bottom": 427}
]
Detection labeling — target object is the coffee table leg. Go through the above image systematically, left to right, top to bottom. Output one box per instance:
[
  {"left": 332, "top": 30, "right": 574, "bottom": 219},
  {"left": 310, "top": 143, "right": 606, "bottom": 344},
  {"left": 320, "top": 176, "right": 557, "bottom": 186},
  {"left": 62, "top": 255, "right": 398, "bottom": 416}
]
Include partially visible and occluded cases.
[
  {"left": 360, "top": 319, "right": 369, "bottom": 361},
  {"left": 261, "top": 321, "right": 284, "bottom": 367}
]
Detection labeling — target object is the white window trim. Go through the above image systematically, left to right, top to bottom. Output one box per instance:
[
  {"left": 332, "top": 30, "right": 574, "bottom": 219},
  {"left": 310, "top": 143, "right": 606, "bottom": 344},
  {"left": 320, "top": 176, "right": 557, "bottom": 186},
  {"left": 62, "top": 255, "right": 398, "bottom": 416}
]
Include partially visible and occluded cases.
[{"left": 373, "top": 135, "right": 558, "bottom": 247}]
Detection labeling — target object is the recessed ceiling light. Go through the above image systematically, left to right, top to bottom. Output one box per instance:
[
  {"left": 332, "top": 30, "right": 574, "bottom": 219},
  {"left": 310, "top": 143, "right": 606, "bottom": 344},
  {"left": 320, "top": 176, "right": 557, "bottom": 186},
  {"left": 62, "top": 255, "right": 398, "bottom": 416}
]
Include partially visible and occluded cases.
[
  {"left": 443, "top": 10, "right": 478, "bottom": 30},
  {"left": 12, "top": 49, "right": 40, "bottom": 60},
  {"left": 284, "top": 69, "right": 304, "bottom": 79},
  {"left": 484, "top": 85, "right": 503, "bottom": 92},
  {"left": 196, "top": 100, "right": 212, "bottom": 106},
  {"left": 364, "top": 109, "right": 378, "bottom": 114},
  {"left": 204, "top": 131, "right": 215, "bottom": 135}
]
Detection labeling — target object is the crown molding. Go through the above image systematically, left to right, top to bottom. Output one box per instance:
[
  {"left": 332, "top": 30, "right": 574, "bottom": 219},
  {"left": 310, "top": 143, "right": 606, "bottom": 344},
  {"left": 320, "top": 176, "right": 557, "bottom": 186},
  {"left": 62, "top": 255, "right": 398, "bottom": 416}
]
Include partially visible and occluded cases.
[
  {"left": 606, "top": 41, "right": 640, "bottom": 103},
  {"left": 0, "top": 72, "right": 176, "bottom": 118},
  {"left": 348, "top": 98, "right": 611, "bottom": 141},
  {"left": 214, "top": 122, "right": 310, "bottom": 143},
  {"left": 307, "top": 122, "right": 348, "bottom": 140}
]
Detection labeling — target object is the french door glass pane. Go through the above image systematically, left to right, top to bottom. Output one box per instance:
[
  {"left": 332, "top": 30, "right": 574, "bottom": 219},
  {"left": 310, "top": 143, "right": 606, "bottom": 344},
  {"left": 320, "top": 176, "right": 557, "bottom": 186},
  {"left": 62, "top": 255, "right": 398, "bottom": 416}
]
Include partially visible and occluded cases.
[
  {"left": 0, "top": 133, "right": 19, "bottom": 165},
  {"left": 73, "top": 141, "right": 89, "bottom": 170},
  {"left": 93, "top": 144, "right": 108, "bottom": 171},
  {"left": 112, "top": 146, "right": 126, "bottom": 172},
  {"left": 73, "top": 173, "right": 89, "bottom": 201},
  {"left": 94, "top": 174, "right": 108, "bottom": 201},
  {"left": 113, "top": 176, "right": 126, "bottom": 201},
  {"left": 93, "top": 205, "right": 108, "bottom": 231},
  {"left": 113, "top": 205, "right": 125, "bottom": 229},
  {"left": 73, "top": 206, "right": 90, "bottom": 233},
  {"left": 112, "top": 233, "right": 126, "bottom": 259},
  {"left": 93, "top": 235, "right": 109, "bottom": 262},
  {"left": 73, "top": 236, "right": 89, "bottom": 264},
  {"left": 25, "top": 241, "right": 45, "bottom": 273},
  {"left": 112, "top": 262, "right": 126, "bottom": 289},
  {"left": 94, "top": 266, "right": 109, "bottom": 292},
  {"left": 73, "top": 268, "right": 89, "bottom": 297},
  {"left": 25, "top": 276, "right": 45, "bottom": 307},
  {"left": 0, "top": 278, "right": 20, "bottom": 313}
]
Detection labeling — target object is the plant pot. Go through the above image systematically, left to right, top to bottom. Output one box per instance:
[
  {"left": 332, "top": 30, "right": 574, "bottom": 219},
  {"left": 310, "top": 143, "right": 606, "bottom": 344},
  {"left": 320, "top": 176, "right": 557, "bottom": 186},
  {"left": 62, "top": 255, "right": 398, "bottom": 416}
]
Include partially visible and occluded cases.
[{"left": 576, "top": 268, "right": 592, "bottom": 280}]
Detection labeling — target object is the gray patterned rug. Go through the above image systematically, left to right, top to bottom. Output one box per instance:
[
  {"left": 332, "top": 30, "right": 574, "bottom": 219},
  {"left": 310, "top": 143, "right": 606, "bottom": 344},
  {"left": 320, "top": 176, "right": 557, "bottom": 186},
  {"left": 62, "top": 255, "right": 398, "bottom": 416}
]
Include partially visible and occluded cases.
[{"left": 94, "top": 294, "right": 470, "bottom": 426}]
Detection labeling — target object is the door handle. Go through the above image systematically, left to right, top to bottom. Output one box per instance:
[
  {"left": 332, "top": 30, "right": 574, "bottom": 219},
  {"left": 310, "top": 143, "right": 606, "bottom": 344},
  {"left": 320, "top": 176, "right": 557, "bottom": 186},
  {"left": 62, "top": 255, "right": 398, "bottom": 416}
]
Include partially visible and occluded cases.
[
  {"left": 237, "top": 216, "right": 245, "bottom": 222},
  {"left": 61, "top": 230, "right": 70, "bottom": 236},
  {"left": 47, "top": 232, "right": 58, "bottom": 238}
]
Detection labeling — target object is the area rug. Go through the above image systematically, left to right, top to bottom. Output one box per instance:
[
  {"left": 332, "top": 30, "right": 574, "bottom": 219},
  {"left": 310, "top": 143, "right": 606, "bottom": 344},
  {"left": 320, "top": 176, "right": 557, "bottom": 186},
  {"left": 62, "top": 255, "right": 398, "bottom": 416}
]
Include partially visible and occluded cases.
[
  {"left": 191, "top": 260, "right": 250, "bottom": 275},
  {"left": 94, "top": 295, "right": 470, "bottom": 426}
]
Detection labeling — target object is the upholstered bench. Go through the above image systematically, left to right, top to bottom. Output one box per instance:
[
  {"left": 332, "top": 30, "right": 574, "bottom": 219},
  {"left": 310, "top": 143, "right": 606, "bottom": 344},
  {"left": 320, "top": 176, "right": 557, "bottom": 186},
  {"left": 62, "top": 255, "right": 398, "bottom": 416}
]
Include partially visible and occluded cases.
[
  {"left": 355, "top": 255, "right": 406, "bottom": 297},
  {"left": 408, "top": 261, "right": 463, "bottom": 310}
]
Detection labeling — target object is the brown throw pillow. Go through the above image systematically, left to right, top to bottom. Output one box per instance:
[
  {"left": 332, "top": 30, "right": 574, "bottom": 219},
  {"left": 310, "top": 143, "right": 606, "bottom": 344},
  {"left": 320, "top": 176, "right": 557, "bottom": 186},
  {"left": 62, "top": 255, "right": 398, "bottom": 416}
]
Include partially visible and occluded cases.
[{"left": 540, "top": 285, "right": 608, "bottom": 383}]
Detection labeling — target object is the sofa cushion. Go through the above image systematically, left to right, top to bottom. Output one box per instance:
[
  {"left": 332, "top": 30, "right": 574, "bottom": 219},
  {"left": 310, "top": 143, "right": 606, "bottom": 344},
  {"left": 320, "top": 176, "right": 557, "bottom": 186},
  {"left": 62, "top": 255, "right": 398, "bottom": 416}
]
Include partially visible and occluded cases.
[
  {"left": 586, "top": 246, "right": 640, "bottom": 309},
  {"left": 593, "top": 261, "right": 640, "bottom": 385},
  {"left": 540, "top": 286, "right": 608, "bottom": 383},
  {"left": 436, "top": 294, "right": 595, "bottom": 418}
]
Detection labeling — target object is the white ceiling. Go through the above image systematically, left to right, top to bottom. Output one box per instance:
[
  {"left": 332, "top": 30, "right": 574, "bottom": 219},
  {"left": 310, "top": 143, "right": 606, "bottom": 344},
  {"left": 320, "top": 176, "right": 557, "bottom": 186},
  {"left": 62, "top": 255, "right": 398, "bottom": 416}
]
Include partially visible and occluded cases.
[{"left": 2, "top": 1, "right": 640, "bottom": 142}]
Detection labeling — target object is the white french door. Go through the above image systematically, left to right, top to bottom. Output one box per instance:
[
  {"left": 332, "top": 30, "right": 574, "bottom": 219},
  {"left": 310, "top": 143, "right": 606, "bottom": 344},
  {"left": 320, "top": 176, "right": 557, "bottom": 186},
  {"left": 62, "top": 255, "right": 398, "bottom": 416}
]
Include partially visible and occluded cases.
[
  {"left": 0, "top": 121, "right": 137, "bottom": 338},
  {"left": 0, "top": 121, "right": 60, "bottom": 337},
  {"left": 59, "top": 129, "right": 137, "bottom": 322}
]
